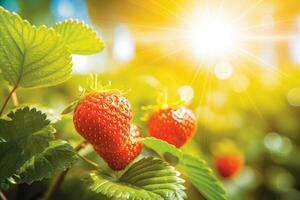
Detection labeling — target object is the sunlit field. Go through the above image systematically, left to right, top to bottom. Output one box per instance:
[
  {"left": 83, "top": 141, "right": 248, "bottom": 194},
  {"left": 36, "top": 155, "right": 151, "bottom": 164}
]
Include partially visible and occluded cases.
[{"left": 1, "top": 0, "right": 300, "bottom": 200}]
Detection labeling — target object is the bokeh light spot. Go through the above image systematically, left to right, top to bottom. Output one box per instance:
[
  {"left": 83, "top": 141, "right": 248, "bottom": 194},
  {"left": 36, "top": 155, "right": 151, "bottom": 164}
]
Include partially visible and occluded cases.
[
  {"left": 113, "top": 24, "right": 135, "bottom": 62},
  {"left": 214, "top": 61, "right": 233, "bottom": 80},
  {"left": 178, "top": 86, "right": 194, "bottom": 104}
]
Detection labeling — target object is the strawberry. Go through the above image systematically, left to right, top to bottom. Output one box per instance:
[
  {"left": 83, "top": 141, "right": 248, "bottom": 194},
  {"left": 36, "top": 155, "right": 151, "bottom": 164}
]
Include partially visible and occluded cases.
[
  {"left": 73, "top": 92, "right": 143, "bottom": 170},
  {"left": 73, "top": 92, "right": 132, "bottom": 151},
  {"left": 147, "top": 106, "right": 196, "bottom": 148},
  {"left": 94, "top": 124, "right": 143, "bottom": 170},
  {"left": 212, "top": 139, "right": 244, "bottom": 178},
  {"left": 215, "top": 154, "right": 244, "bottom": 178}
]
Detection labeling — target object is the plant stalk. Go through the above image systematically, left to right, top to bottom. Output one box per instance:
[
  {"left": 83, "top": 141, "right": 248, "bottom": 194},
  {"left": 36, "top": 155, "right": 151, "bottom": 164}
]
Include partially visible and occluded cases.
[
  {"left": 0, "top": 84, "right": 18, "bottom": 116},
  {"left": 11, "top": 90, "right": 19, "bottom": 107},
  {"left": 42, "top": 141, "right": 88, "bottom": 200},
  {"left": 76, "top": 153, "right": 100, "bottom": 170},
  {"left": 42, "top": 169, "right": 69, "bottom": 200},
  {"left": 0, "top": 192, "right": 7, "bottom": 200}
]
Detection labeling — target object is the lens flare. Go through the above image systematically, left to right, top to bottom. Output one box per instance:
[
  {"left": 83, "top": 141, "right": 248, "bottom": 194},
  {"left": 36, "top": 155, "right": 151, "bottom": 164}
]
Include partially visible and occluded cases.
[{"left": 184, "top": 13, "right": 240, "bottom": 59}]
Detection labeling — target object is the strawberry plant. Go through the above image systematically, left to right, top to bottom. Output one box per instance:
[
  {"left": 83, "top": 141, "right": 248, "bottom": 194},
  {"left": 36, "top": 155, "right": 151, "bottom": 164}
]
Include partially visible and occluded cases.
[{"left": 0, "top": 6, "right": 226, "bottom": 200}]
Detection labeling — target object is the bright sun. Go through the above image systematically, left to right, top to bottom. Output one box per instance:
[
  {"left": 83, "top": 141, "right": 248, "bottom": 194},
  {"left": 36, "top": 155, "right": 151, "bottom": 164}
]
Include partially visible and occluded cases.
[{"left": 184, "top": 13, "right": 241, "bottom": 59}]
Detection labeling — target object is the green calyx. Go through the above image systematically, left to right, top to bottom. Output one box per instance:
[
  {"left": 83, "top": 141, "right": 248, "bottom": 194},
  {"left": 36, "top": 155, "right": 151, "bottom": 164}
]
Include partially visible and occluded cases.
[
  {"left": 61, "top": 75, "right": 127, "bottom": 115},
  {"left": 140, "top": 91, "right": 184, "bottom": 121}
]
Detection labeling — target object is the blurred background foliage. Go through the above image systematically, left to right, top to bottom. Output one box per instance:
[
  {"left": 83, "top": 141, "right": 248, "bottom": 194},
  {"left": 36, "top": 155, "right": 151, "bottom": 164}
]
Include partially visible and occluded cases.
[{"left": 1, "top": 0, "right": 300, "bottom": 199}]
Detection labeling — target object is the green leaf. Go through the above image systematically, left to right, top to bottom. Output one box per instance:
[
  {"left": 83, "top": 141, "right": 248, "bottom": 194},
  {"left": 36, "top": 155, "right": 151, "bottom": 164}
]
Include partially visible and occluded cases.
[
  {"left": 0, "top": 6, "right": 72, "bottom": 88},
  {"left": 53, "top": 20, "right": 104, "bottom": 55},
  {"left": 9, "top": 104, "right": 62, "bottom": 123},
  {"left": 0, "top": 107, "right": 55, "bottom": 182},
  {"left": 141, "top": 136, "right": 183, "bottom": 159},
  {"left": 141, "top": 137, "right": 227, "bottom": 200},
  {"left": 15, "top": 140, "right": 76, "bottom": 184},
  {"left": 180, "top": 154, "right": 226, "bottom": 200},
  {"left": 89, "top": 157, "right": 186, "bottom": 200},
  {"left": 61, "top": 177, "right": 108, "bottom": 200}
]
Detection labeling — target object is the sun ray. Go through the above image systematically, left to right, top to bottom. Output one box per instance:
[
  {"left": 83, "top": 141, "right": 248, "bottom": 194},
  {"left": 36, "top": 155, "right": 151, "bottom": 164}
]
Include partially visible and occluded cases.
[
  {"left": 128, "top": 0, "right": 181, "bottom": 21},
  {"left": 142, "top": 0, "right": 186, "bottom": 23},
  {"left": 231, "top": 0, "right": 265, "bottom": 25},
  {"left": 95, "top": 18, "right": 186, "bottom": 33},
  {"left": 239, "top": 18, "right": 296, "bottom": 32},
  {"left": 240, "top": 34, "right": 296, "bottom": 42},
  {"left": 147, "top": 46, "right": 187, "bottom": 65},
  {"left": 234, "top": 46, "right": 300, "bottom": 84},
  {"left": 221, "top": 52, "right": 266, "bottom": 121},
  {"left": 225, "top": 53, "right": 267, "bottom": 121},
  {"left": 190, "top": 60, "right": 204, "bottom": 86},
  {"left": 199, "top": 64, "right": 214, "bottom": 108},
  {"left": 206, "top": 64, "right": 215, "bottom": 108},
  {"left": 244, "top": 90, "right": 265, "bottom": 120}
]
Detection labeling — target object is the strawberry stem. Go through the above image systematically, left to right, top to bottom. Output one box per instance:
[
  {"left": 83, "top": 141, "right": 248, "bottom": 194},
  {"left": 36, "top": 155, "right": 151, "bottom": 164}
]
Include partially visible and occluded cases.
[
  {"left": 0, "top": 84, "right": 18, "bottom": 116},
  {"left": 10, "top": 85, "right": 19, "bottom": 107},
  {"left": 76, "top": 153, "right": 101, "bottom": 170},
  {"left": 0, "top": 192, "right": 7, "bottom": 200}
]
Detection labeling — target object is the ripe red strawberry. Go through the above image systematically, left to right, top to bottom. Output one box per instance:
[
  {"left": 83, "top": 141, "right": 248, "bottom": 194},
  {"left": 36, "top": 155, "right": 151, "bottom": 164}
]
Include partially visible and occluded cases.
[
  {"left": 73, "top": 92, "right": 143, "bottom": 170},
  {"left": 73, "top": 92, "right": 132, "bottom": 151},
  {"left": 147, "top": 106, "right": 196, "bottom": 148},
  {"left": 94, "top": 124, "right": 143, "bottom": 170},
  {"left": 215, "top": 154, "right": 244, "bottom": 178}
]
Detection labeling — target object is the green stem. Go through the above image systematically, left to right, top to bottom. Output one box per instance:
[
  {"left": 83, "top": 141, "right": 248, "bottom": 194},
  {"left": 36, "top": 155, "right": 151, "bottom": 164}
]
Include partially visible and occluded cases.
[
  {"left": 0, "top": 84, "right": 18, "bottom": 116},
  {"left": 11, "top": 89, "right": 19, "bottom": 107},
  {"left": 42, "top": 141, "right": 88, "bottom": 200},
  {"left": 76, "top": 153, "right": 100, "bottom": 170},
  {"left": 42, "top": 170, "right": 69, "bottom": 200},
  {"left": 0, "top": 192, "right": 7, "bottom": 200}
]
